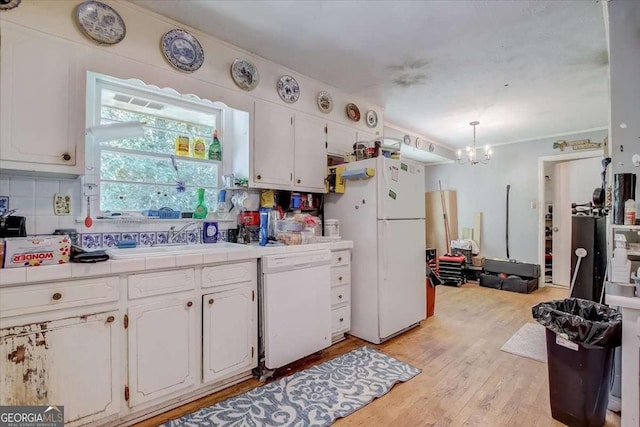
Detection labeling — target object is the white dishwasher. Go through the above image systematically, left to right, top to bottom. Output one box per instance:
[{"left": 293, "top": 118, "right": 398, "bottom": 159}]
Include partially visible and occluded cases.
[{"left": 259, "top": 250, "right": 332, "bottom": 373}]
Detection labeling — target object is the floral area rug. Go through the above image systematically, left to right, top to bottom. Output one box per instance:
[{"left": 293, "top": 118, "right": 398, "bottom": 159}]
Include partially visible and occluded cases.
[{"left": 161, "top": 346, "right": 421, "bottom": 426}]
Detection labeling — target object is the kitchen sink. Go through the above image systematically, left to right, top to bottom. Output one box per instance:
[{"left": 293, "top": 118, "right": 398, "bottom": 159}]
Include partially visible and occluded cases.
[{"left": 106, "top": 242, "right": 246, "bottom": 259}]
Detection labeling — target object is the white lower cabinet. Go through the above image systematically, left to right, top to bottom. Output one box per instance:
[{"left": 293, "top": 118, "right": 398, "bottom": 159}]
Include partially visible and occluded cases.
[
  {"left": 202, "top": 283, "right": 257, "bottom": 384},
  {"left": 127, "top": 295, "right": 198, "bottom": 407},
  {"left": 0, "top": 311, "right": 121, "bottom": 426}
]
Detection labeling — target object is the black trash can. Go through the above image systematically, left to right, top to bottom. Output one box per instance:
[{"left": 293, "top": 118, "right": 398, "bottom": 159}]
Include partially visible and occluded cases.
[{"left": 532, "top": 298, "right": 622, "bottom": 427}]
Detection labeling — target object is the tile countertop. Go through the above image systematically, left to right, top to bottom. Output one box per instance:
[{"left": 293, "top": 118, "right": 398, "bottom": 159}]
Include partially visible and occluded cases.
[
  {"left": 0, "top": 240, "right": 354, "bottom": 287},
  {"left": 606, "top": 294, "right": 640, "bottom": 310}
]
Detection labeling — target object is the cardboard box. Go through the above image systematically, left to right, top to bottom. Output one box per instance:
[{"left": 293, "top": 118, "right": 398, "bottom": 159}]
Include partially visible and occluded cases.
[
  {"left": 3, "top": 235, "right": 71, "bottom": 268},
  {"left": 472, "top": 256, "right": 485, "bottom": 267}
]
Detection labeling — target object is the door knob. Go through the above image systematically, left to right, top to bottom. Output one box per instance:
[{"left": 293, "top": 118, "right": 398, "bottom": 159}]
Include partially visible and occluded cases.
[
  {"left": 62, "top": 153, "right": 71, "bottom": 161},
  {"left": 256, "top": 174, "right": 262, "bottom": 180},
  {"left": 297, "top": 179, "right": 301, "bottom": 184},
  {"left": 553, "top": 227, "right": 559, "bottom": 232},
  {"left": 52, "top": 292, "right": 62, "bottom": 301},
  {"left": 209, "top": 298, "right": 214, "bottom": 305},
  {"left": 186, "top": 301, "right": 193, "bottom": 308}
]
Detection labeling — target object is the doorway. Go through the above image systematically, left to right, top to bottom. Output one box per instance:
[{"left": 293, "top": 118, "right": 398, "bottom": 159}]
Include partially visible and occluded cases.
[{"left": 538, "top": 152, "right": 602, "bottom": 287}]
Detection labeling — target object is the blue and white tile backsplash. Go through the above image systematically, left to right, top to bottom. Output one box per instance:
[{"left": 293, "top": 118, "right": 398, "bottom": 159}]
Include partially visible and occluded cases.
[{"left": 79, "top": 230, "right": 230, "bottom": 249}]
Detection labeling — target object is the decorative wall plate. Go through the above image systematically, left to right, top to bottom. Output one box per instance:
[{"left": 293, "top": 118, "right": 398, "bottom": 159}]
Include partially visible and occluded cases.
[
  {"left": 0, "top": 0, "right": 21, "bottom": 11},
  {"left": 74, "top": 1, "right": 126, "bottom": 44},
  {"left": 161, "top": 29, "right": 204, "bottom": 73},
  {"left": 230, "top": 59, "right": 259, "bottom": 91},
  {"left": 277, "top": 75, "right": 300, "bottom": 103},
  {"left": 317, "top": 91, "right": 333, "bottom": 113},
  {"left": 346, "top": 103, "right": 361, "bottom": 122},
  {"left": 365, "top": 110, "right": 378, "bottom": 128},
  {"left": 403, "top": 135, "right": 411, "bottom": 145},
  {"left": 415, "top": 138, "right": 423, "bottom": 149},
  {"left": 428, "top": 142, "right": 435, "bottom": 153}
]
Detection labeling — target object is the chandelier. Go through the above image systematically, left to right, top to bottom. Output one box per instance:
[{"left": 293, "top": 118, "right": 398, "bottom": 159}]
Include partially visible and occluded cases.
[{"left": 456, "top": 121, "right": 492, "bottom": 165}]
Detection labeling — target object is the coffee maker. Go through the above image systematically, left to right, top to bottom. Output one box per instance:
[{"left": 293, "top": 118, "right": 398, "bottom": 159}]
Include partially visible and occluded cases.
[{"left": 0, "top": 210, "right": 27, "bottom": 238}]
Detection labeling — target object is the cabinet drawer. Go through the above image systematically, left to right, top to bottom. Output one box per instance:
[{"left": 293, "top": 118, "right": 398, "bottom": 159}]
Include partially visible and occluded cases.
[
  {"left": 331, "top": 250, "right": 350, "bottom": 267},
  {"left": 202, "top": 262, "right": 255, "bottom": 289},
  {"left": 331, "top": 265, "right": 350, "bottom": 286},
  {"left": 128, "top": 269, "right": 195, "bottom": 299},
  {"left": 0, "top": 276, "right": 119, "bottom": 318},
  {"left": 331, "top": 284, "right": 350, "bottom": 307},
  {"left": 331, "top": 306, "right": 350, "bottom": 334}
]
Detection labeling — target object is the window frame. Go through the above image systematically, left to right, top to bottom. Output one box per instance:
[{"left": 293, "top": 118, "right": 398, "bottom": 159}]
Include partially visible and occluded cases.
[{"left": 86, "top": 73, "right": 223, "bottom": 216}]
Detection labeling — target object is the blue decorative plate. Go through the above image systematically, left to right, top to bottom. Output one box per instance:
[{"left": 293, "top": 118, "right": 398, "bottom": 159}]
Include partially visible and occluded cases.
[
  {"left": 0, "top": 0, "right": 21, "bottom": 11},
  {"left": 75, "top": 1, "right": 126, "bottom": 45},
  {"left": 161, "top": 29, "right": 204, "bottom": 73},
  {"left": 277, "top": 75, "right": 300, "bottom": 104}
]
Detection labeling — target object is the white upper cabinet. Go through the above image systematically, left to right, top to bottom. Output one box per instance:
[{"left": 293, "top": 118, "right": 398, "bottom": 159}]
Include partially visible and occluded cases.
[
  {"left": 0, "top": 25, "right": 85, "bottom": 174},
  {"left": 253, "top": 100, "right": 294, "bottom": 187},
  {"left": 294, "top": 113, "right": 328, "bottom": 192},
  {"left": 326, "top": 122, "right": 357, "bottom": 157},
  {"left": 356, "top": 130, "right": 377, "bottom": 143}
]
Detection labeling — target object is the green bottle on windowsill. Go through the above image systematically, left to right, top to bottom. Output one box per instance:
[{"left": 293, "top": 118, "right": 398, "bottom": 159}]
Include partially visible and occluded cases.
[
  {"left": 208, "top": 130, "right": 222, "bottom": 161},
  {"left": 193, "top": 188, "right": 208, "bottom": 219}
]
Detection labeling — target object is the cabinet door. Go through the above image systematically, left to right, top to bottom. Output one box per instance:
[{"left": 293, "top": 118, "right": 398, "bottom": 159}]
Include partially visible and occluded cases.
[
  {"left": 0, "top": 25, "right": 83, "bottom": 171},
  {"left": 253, "top": 100, "right": 294, "bottom": 187},
  {"left": 294, "top": 113, "right": 328, "bottom": 192},
  {"left": 326, "top": 122, "right": 357, "bottom": 157},
  {"left": 356, "top": 130, "right": 377, "bottom": 143},
  {"left": 202, "top": 283, "right": 257, "bottom": 384},
  {"left": 128, "top": 296, "right": 198, "bottom": 407},
  {"left": 0, "top": 311, "right": 120, "bottom": 425}
]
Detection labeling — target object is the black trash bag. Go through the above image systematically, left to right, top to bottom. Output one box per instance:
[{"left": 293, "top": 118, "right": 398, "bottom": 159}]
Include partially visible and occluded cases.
[{"left": 532, "top": 298, "right": 622, "bottom": 349}]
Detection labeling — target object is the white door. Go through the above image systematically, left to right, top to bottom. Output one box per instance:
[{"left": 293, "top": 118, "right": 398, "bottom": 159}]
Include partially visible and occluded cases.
[
  {"left": 0, "top": 25, "right": 83, "bottom": 171},
  {"left": 253, "top": 100, "right": 294, "bottom": 187},
  {"left": 294, "top": 113, "right": 327, "bottom": 192},
  {"left": 326, "top": 121, "right": 356, "bottom": 157},
  {"left": 377, "top": 157, "right": 426, "bottom": 219},
  {"left": 552, "top": 158, "right": 601, "bottom": 287},
  {"left": 377, "top": 220, "right": 426, "bottom": 339},
  {"left": 263, "top": 264, "right": 331, "bottom": 369},
  {"left": 202, "top": 285, "right": 257, "bottom": 384},
  {"left": 128, "top": 295, "right": 198, "bottom": 407},
  {"left": 0, "top": 312, "right": 120, "bottom": 425}
]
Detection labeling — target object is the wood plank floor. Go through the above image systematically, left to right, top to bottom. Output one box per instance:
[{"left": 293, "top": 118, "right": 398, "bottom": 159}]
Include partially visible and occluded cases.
[{"left": 137, "top": 284, "right": 621, "bottom": 427}]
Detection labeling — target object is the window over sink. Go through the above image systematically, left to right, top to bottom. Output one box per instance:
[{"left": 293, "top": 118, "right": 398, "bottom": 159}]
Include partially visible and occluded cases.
[{"left": 86, "top": 73, "right": 223, "bottom": 214}]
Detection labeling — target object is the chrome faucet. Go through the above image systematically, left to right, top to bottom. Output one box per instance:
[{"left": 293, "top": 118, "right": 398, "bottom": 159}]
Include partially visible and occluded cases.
[{"left": 167, "top": 221, "right": 202, "bottom": 244}]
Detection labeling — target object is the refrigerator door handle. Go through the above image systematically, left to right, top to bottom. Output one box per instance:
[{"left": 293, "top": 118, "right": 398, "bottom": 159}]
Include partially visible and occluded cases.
[{"left": 382, "top": 220, "right": 388, "bottom": 278}]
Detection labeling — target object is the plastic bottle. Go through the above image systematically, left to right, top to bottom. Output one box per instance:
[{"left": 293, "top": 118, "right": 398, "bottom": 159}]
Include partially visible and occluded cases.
[
  {"left": 208, "top": 130, "right": 222, "bottom": 161},
  {"left": 175, "top": 136, "right": 190, "bottom": 157},
  {"left": 193, "top": 139, "right": 206, "bottom": 159},
  {"left": 193, "top": 188, "right": 208, "bottom": 219},
  {"left": 624, "top": 199, "right": 636, "bottom": 225}
]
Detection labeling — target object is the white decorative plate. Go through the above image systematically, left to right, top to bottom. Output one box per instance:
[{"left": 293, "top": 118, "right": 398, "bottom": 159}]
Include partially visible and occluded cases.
[
  {"left": 75, "top": 1, "right": 126, "bottom": 45},
  {"left": 161, "top": 29, "right": 204, "bottom": 73},
  {"left": 230, "top": 59, "right": 259, "bottom": 91},
  {"left": 277, "top": 75, "right": 300, "bottom": 103},
  {"left": 317, "top": 91, "right": 333, "bottom": 113},
  {"left": 365, "top": 110, "right": 378, "bottom": 128},
  {"left": 403, "top": 135, "right": 411, "bottom": 145},
  {"left": 415, "top": 138, "right": 423, "bottom": 149}
]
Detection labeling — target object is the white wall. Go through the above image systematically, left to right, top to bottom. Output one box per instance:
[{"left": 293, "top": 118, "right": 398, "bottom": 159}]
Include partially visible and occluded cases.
[
  {"left": 607, "top": 0, "right": 640, "bottom": 190},
  {"left": 423, "top": 129, "right": 608, "bottom": 264}
]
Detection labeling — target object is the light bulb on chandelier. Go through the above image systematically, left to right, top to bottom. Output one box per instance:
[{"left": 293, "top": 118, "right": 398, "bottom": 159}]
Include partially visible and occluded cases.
[{"left": 456, "top": 121, "right": 492, "bottom": 165}]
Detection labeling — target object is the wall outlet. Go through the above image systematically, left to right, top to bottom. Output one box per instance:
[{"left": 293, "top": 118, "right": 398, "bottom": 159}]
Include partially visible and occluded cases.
[{"left": 530, "top": 200, "right": 537, "bottom": 209}]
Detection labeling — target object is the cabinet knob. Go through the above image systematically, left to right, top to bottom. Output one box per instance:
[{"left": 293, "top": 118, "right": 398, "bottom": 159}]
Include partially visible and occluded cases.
[
  {"left": 62, "top": 153, "right": 71, "bottom": 161},
  {"left": 256, "top": 174, "right": 262, "bottom": 180},
  {"left": 297, "top": 179, "right": 301, "bottom": 184},
  {"left": 338, "top": 257, "right": 342, "bottom": 262},
  {"left": 338, "top": 276, "right": 343, "bottom": 281},
  {"left": 52, "top": 292, "right": 62, "bottom": 301},
  {"left": 338, "top": 294, "right": 343, "bottom": 299},
  {"left": 209, "top": 298, "right": 214, "bottom": 305},
  {"left": 186, "top": 301, "right": 193, "bottom": 308},
  {"left": 106, "top": 316, "right": 115, "bottom": 323},
  {"left": 339, "top": 318, "right": 344, "bottom": 322}
]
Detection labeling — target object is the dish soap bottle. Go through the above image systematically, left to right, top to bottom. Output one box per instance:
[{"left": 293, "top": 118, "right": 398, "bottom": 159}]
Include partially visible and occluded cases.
[
  {"left": 208, "top": 130, "right": 222, "bottom": 161},
  {"left": 175, "top": 135, "right": 190, "bottom": 157},
  {"left": 193, "top": 138, "right": 206, "bottom": 159},
  {"left": 193, "top": 188, "right": 208, "bottom": 219}
]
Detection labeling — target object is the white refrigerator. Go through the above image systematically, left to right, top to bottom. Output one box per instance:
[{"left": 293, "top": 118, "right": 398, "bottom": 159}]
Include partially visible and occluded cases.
[{"left": 325, "top": 156, "right": 426, "bottom": 344}]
